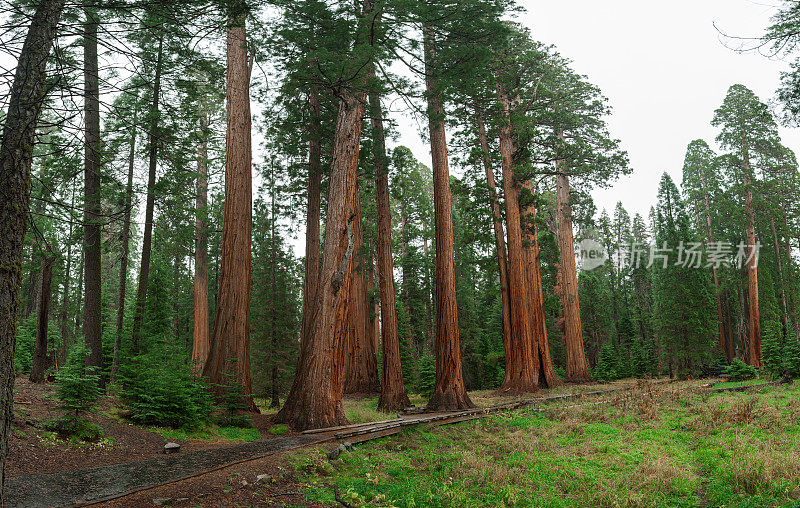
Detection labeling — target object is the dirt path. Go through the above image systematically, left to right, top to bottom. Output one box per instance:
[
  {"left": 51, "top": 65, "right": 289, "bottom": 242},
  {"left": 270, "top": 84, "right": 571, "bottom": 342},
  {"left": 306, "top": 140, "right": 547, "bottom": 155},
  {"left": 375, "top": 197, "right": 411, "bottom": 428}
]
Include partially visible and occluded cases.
[
  {"left": 8, "top": 379, "right": 690, "bottom": 507},
  {"left": 5, "top": 434, "right": 331, "bottom": 507}
]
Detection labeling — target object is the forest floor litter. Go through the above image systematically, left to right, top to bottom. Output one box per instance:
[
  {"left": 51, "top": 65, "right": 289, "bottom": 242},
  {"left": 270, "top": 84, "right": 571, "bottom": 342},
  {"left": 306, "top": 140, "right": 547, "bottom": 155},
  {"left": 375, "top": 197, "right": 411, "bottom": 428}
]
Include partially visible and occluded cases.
[{"left": 10, "top": 376, "right": 793, "bottom": 507}]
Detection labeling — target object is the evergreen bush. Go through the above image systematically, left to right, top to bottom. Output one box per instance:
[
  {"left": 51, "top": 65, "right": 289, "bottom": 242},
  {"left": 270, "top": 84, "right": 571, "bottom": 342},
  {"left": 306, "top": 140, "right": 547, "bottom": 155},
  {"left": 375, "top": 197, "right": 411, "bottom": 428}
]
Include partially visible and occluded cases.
[
  {"left": 14, "top": 314, "right": 36, "bottom": 374},
  {"left": 782, "top": 339, "right": 800, "bottom": 378},
  {"left": 593, "top": 342, "right": 621, "bottom": 381},
  {"left": 55, "top": 343, "right": 102, "bottom": 416},
  {"left": 120, "top": 343, "right": 212, "bottom": 428},
  {"left": 49, "top": 344, "right": 103, "bottom": 441},
  {"left": 416, "top": 353, "right": 436, "bottom": 398},
  {"left": 724, "top": 358, "right": 758, "bottom": 381},
  {"left": 214, "top": 368, "right": 254, "bottom": 428}
]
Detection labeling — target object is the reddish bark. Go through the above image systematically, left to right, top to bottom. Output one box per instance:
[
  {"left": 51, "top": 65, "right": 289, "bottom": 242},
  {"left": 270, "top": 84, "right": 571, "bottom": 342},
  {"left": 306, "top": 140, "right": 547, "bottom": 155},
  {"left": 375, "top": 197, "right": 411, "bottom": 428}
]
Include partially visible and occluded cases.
[
  {"left": 276, "top": 0, "right": 380, "bottom": 431},
  {"left": 201, "top": 13, "right": 257, "bottom": 410},
  {"left": 423, "top": 26, "right": 474, "bottom": 409},
  {"left": 371, "top": 77, "right": 410, "bottom": 411},
  {"left": 275, "top": 88, "right": 365, "bottom": 429},
  {"left": 301, "top": 88, "right": 322, "bottom": 352},
  {"left": 496, "top": 92, "right": 537, "bottom": 393},
  {"left": 475, "top": 113, "right": 513, "bottom": 388},
  {"left": 192, "top": 114, "right": 210, "bottom": 369},
  {"left": 555, "top": 149, "right": 591, "bottom": 382},
  {"left": 742, "top": 164, "right": 761, "bottom": 367},
  {"left": 521, "top": 180, "right": 562, "bottom": 388},
  {"left": 344, "top": 189, "right": 380, "bottom": 395}
]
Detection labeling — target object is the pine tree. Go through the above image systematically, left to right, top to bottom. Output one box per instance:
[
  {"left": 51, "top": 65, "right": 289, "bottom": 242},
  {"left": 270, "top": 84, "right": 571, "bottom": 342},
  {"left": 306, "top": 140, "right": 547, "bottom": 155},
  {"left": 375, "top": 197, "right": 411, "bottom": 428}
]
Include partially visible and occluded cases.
[
  {"left": 0, "top": 0, "right": 66, "bottom": 498},
  {"left": 681, "top": 139, "right": 731, "bottom": 361},
  {"left": 651, "top": 174, "right": 716, "bottom": 377}
]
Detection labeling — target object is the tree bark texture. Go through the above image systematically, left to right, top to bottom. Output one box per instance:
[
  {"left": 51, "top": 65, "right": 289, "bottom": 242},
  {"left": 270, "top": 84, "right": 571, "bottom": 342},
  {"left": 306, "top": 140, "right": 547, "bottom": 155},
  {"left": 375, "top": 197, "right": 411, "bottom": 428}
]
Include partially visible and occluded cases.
[
  {"left": 0, "top": 0, "right": 66, "bottom": 499},
  {"left": 83, "top": 8, "right": 103, "bottom": 377},
  {"left": 201, "top": 14, "right": 257, "bottom": 410},
  {"left": 423, "top": 26, "right": 474, "bottom": 409},
  {"left": 371, "top": 75, "right": 410, "bottom": 411},
  {"left": 301, "top": 87, "right": 322, "bottom": 354},
  {"left": 275, "top": 88, "right": 365, "bottom": 429},
  {"left": 496, "top": 93, "right": 537, "bottom": 393},
  {"left": 475, "top": 113, "right": 513, "bottom": 389},
  {"left": 192, "top": 114, "right": 210, "bottom": 368},
  {"left": 556, "top": 151, "right": 591, "bottom": 382},
  {"left": 742, "top": 164, "right": 761, "bottom": 367},
  {"left": 521, "top": 179, "right": 562, "bottom": 388},
  {"left": 344, "top": 189, "right": 380, "bottom": 394},
  {"left": 30, "top": 256, "right": 54, "bottom": 383}
]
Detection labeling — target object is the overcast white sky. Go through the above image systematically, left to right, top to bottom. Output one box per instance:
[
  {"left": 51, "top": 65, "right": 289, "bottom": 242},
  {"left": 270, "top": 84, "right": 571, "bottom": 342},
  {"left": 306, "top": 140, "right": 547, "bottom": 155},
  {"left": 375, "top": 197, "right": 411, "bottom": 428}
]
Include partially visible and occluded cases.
[{"left": 391, "top": 0, "right": 800, "bottom": 220}]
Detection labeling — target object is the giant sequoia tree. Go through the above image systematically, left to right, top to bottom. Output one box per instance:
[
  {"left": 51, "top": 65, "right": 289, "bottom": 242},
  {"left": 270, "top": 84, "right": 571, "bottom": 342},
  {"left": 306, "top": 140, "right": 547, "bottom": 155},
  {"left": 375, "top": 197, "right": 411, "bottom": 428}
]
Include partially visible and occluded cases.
[
  {"left": 276, "top": 0, "right": 378, "bottom": 429},
  {"left": 201, "top": 3, "right": 257, "bottom": 408},
  {"left": 422, "top": 24, "right": 474, "bottom": 409},
  {"left": 543, "top": 62, "right": 629, "bottom": 382},
  {"left": 369, "top": 67, "right": 411, "bottom": 411},
  {"left": 711, "top": 84, "right": 782, "bottom": 367}
]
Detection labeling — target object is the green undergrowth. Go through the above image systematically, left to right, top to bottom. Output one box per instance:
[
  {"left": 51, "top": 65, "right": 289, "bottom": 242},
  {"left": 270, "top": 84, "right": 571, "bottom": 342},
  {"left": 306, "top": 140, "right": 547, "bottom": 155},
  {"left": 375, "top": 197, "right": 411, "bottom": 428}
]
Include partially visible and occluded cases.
[
  {"left": 712, "top": 378, "right": 774, "bottom": 389},
  {"left": 292, "top": 381, "right": 800, "bottom": 507},
  {"left": 149, "top": 423, "right": 261, "bottom": 443}
]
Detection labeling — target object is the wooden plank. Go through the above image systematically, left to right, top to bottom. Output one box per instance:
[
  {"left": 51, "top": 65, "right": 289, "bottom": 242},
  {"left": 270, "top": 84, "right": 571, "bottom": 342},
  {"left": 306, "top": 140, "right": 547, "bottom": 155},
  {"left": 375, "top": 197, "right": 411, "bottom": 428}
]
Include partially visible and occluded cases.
[{"left": 301, "top": 417, "right": 402, "bottom": 435}]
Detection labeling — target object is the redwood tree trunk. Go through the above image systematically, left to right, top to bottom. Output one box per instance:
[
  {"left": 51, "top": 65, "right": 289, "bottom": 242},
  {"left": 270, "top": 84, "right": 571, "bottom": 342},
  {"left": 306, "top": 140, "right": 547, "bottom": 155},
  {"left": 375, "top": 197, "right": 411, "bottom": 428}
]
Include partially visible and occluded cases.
[
  {"left": 0, "top": 0, "right": 65, "bottom": 499},
  {"left": 276, "top": 0, "right": 378, "bottom": 430},
  {"left": 83, "top": 8, "right": 103, "bottom": 379},
  {"left": 201, "top": 12, "right": 257, "bottom": 411},
  {"left": 423, "top": 26, "right": 474, "bottom": 409},
  {"left": 130, "top": 34, "right": 164, "bottom": 354},
  {"left": 371, "top": 75, "right": 410, "bottom": 411},
  {"left": 301, "top": 87, "right": 322, "bottom": 350},
  {"left": 275, "top": 88, "right": 365, "bottom": 429},
  {"left": 496, "top": 94, "right": 537, "bottom": 393},
  {"left": 112, "top": 105, "right": 137, "bottom": 378},
  {"left": 475, "top": 113, "right": 513, "bottom": 389},
  {"left": 192, "top": 114, "right": 210, "bottom": 368},
  {"left": 556, "top": 155, "right": 591, "bottom": 382},
  {"left": 742, "top": 165, "right": 761, "bottom": 367},
  {"left": 521, "top": 179, "right": 562, "bottom": 388},
  {"left": 344, "top": 189, "right": 380, "bottom": 394},
  {"left": 30, "top": 255, "right": 54, "bottom": 383}
]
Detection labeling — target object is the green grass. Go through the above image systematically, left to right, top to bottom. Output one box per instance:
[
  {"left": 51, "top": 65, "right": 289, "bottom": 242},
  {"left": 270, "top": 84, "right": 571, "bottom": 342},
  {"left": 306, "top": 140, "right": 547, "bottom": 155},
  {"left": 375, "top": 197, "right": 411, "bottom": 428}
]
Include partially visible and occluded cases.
[
  {"left": 713, "top": 378, "right": 773, "bottom": 389},
  {"left": 291, "top": 381, "right": 800, "bottom": 507},
  {"left": 150, "top": 423, "right": 261, "bottom": 443},
  {"left": 268, "top": 424, "right": 289, "bottom": 436}
]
